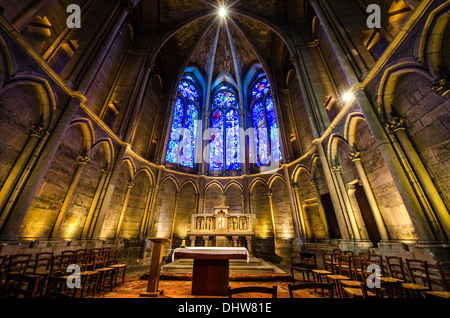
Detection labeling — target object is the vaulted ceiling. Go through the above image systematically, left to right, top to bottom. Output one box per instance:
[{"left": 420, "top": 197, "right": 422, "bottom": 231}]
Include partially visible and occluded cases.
[{"left": 136, "top": 0, "right": 308, "bottom": 95}]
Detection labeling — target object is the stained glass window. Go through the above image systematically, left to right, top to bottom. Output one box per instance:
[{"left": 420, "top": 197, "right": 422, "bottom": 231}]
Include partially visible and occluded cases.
[
  {"left": 250, "top": 73, "right": 282, "bottom": 167},
  {"left": 166, "top": 77, "right": 201, "bottom": 168},
  {"left": 209, "top": 84, "right": 241, "bottom": 171},
  {"left": 165, "top": 97, "right": 184, "bottom": 164},
  {"left": 252, "top": 101, "right": 270, "bottom": 166},
  {"left": 179, "top": 103, "right": 199, "bottom": 167},
  {"left": 209, "top": 109, "right": 224, "bottom": 171},
  {"left": 226, "top": 109, "right": 241, "bottom": 170}
]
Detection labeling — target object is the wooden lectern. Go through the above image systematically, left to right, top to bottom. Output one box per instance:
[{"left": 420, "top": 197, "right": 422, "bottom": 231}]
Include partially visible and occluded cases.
[{"left": 140, "top": 237, "right": 171, "bottom": 297}]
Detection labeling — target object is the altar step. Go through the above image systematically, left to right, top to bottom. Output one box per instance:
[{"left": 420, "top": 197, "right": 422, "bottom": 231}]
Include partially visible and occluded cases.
[{"left": 161, "top": 257, "right": 286, "bottom": 274}]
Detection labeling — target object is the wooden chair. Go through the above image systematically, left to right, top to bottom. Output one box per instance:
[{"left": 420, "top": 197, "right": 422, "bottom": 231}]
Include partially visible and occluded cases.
[
  {"left": 107, "top": 249, "right": 127, "bottom": 287},
  {"left": 61, "top": 250, "right": 76, "bottom": 263},
  {"left": 92, "top": 250, "right": 115, "bottom": 294},
  {"left": 72, "top": 251, "right": 98, "bottom": 298},
  {"left": 32, "top": 252, "right": 53, "bottom": 297},
  {"left": 291, "top": 252, "right": 316, "bottom": 282},
  {"left": 359, "top": 252, "right": 370, "bottom": 259},
  {"left": 312, "top": 253, "right": 333, "bottom": 283},
  {"left": 7, "top": 254, "right": 31, "bottom": 275},
  {"left": 43, "top": 254, "right": 72, "bottom": 297},
  {"left": 336, "top": 254, "right": 352, "bottom": 278},
  {"left": 368, "top": 254, "right": 385, "bottom": 276},
  {"left": 0, "top": 255, "right": 8, "bottom": 284},
  {"left": 326, "top": 255, "right": 351, "bottom": 298},
  {"left": 386, "top": 256, "right": 407, "bottom": 281},
  {"left": 351, "top": 257, "right": 367, "bottom": 282},
  {"left": 403, "top": 258, "right": 432, "bottom": 297},
  {"left": 341, "top": 261, "right": 382, "bottom": 298},
  {"left": 426, "top": 262, "right": 450, "bottom": 299},
  {"left": 0, "top": 273, "right": 39, "bottom": 298},
  {"left": 288, "top": 282, "right": 334, "bottom": 298},
  {"left": 227, "top": 285, "right": 277, "bottom": 298}
]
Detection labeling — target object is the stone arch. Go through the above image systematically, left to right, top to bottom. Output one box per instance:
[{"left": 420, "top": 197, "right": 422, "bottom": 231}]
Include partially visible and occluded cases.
[
  {"left": 417, "top": 2, "right": 450, "bottom": 76},
  {"left": 0, "top": 34, "right": 15, "bottom": 87},
  {"left": 377, "top": 62, "right": 434, "bottom": 119},
  {"left": 19, "top": 122, "right": 85, "bottom": 238},
  {"left": 152, "top": 176, "right": 178, "bottom": 238},
  {"left": 174, "top": 180, "right": 197, "bottom": 242},
  {"left": 204, "top": 181, "right": 223, "bottom": 214},
  {"left": 224, "top": 181, "right": 244, "bottom": 214}
]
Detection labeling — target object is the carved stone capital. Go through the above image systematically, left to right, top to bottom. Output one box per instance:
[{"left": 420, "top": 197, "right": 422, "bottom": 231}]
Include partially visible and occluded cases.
[
  {"left": 432, "top": 76, "right": 450, "bottom": 97},
  {"left": 386, "top": 117, "right": 405, "bottom": 133},
  {"left": 29, "top": 124, "right": 46, "bottom": 138},
  {"left": 348, "top": 150, "right": 361, "bottom": 161},
  {"left": 78, "top": 155, "right": 91, "bottom": 165},
  {"left": 331, "top": 164, "right": 342, "bottom": 174},
  {"left": 101, "top": 168, "right": 111, "bottom": 176},
  {"left": 310, "top": 178, "right": 318, "bottom": 187},
  {"left": 127, "top": 179, "right": 135, "bottom": 188},
  {"left": 266, "top": 192, "right": 273, "bottom": 198}
]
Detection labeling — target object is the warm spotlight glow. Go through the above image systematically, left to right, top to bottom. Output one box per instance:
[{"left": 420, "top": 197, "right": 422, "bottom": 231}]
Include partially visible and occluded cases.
[
  {"left": 218, "top": 7, "right": 227, "bottom": 18},
  {"left": 342, "top": 92, "right": 353, "bottom": 103}
]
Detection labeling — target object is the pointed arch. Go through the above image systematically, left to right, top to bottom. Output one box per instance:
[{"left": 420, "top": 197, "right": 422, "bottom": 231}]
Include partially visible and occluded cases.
[
  {"left": 377, "top": 62, "right": 433, "bottom": 118},
  {"left": 0, "top": 74, "right": 57, "bottom": 129},
  {"left": 69, "top": 118, "right": 95, "bottom": 153},
  {"left": 90, "top": 139, "right": 115, "bottom": 170},
  {"left": 248, "top": 177, "right": 269, "bottom": 193},
  {"left": 180, "top": 179, "right": 199, "bottom": 195},
  {"left": 203, "top": 180, "right": 224, "bottom": 196}
]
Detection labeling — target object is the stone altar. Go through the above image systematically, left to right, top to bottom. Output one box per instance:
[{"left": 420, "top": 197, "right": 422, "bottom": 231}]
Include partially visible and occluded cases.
[{"left": 187, "top": 204, "right": 253, "bottom": 251}]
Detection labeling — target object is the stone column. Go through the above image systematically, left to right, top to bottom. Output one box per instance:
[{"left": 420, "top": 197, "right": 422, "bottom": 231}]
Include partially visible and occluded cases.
[
  {"left": 13, "top": 0, "right": 49, "bottom": 31},
  {"left": 76, "top": 0, "right": 140, "bottom": 94},
  {"left": 309, "top": 0, "right": 361, "bottom": 86},
  {"left": 123, "top": 62, "right": 154, "bottom": 143},
  {"left": 353, "top": 87, "right": 435, "bottom": 242},
  {"left": 0, "top": 94, "right": 84, "bottom": 239},
  {"left": 386, "top": 117, "right": 450, "bottom": 239},
  {"left": 0, "top": 122, "right": 47, "bottom": 215},
  {"left": 315, "top": 141, "right": 350, "bottom": 239},
  {"left": 91, "top": 144, "right": 128, "bottom": 238},
  {"left": 349, "top": 149, "right": 390, "bottom": 241},
  {"left": 50, "top": 154, "right": 91, "bottom": 238},
  {"left": 331, "top": 162, "right": 361, "bottom": 240},
  {"left": 81, "top": 167, "right": 110, "bottom": 239},
  {"left": 146, "top": 168, "right": 163, "bottom": 237},
  {"left": 310, "top": 178, "right": 330, "bottom": 240},
  {"left": 115, "top": 179, "right": 135, "bottom": 238},
  {"left": 292, "top": 184, "right": 308, "bottom": 240},
  {"left": 139, "top": 186, "right": 154, "bottom": 239},
  {"left": 169, "top": 191, "right": 181, "bottom": 243},
  {"left": 266, "top": 192, "right": 277, "bottom": 239},
  {"left": 246, "top": 236, "right": 253, "bottom": 256}
]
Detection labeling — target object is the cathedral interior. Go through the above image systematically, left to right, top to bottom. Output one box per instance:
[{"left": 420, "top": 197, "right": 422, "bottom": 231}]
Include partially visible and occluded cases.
[{"left": 0, "top": 0, "right": 449, "bottom": 300}]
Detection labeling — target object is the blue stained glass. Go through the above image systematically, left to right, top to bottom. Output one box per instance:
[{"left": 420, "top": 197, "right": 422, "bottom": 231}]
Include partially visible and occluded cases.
[
  {"left": 251, "top": 77, "right": 270, "bottom": 100},
  {"left": 178, "top": 80, "right": 200, "bottom": 102},
  {"left": 213, "top": 90, "right": 237, "bottom": 109},
  {"left": 265, "top": 96, "right": 282, "bottom": 163},
  {"left": 165, "top": 98, "right": 184, "bottom": 164},
  {"left": 252, "top": 101, "right": 270, "bottom": 166},
  {"left": 179, "top": 103, "right": 199, "bottom": 168},
  {"left": 209, "top": 109, "right": 224, "bottom": 171},
  {"left": 225, "top": 109, "right": 241, "bottom": 170}
]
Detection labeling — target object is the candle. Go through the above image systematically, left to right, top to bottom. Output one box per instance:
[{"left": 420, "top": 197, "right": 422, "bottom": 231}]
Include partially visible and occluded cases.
[{"left": 182, "top": 240, "right": 186, "bottom": 247}]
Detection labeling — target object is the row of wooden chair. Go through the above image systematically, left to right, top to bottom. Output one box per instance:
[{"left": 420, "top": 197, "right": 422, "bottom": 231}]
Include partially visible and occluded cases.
[
  {"left": 0, "top": 248, "right": 127, "bottom": 298},
  {"left": 290, "top": 250, "right": 450, "bottom": 298},
  {"left": 226, "top": 282, "right": 335, "bottom": 298}
]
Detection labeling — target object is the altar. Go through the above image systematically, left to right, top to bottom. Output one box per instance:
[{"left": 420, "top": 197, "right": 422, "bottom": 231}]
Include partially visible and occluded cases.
[
  {"left": 187, "top": 204, "right": 253, "bottom": 250},
  {"left": 172, "top": 247, "right": 250, "bottom": 296}
]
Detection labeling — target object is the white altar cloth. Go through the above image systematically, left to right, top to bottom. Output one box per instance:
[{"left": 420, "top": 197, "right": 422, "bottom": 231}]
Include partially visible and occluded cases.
[{"left": 172, "top": 247, "right": 250, "bottom": 262}]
